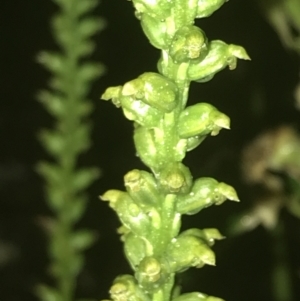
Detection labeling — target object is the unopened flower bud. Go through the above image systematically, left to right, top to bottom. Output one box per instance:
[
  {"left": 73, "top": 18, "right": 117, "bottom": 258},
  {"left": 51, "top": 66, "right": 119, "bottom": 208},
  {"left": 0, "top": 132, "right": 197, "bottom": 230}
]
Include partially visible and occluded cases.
[
  {"left": 169, "top": 26, "right": 208, "bottom": 64},
  {"left": 187, "top": 40, "right": 250, "bottom": 82},
  {"left": 139, "top": 72, "right": 178, "bottom": 112},
  {"left": 177, "top": 103, "right": 230, "bottom": 139},
  {"left": 158, "top": 162, "right": 192, "bottom": 194},
  {"left": 124, "top": 169, "right": 160, "bottom": 209},
  {"left": 176, "top": 177, "right": 239, "bottom": 215},
  {"left": 100, "top": 190, "right": 150, "bottom": 236},
  {"left": 180, "top": 228, "right": 225, "bottom": 246},
  {"left": 167, "top": 234, "right": 215, "bottom": 272},
  {"left": 135, "top": 256, "right": 165, "bottom": 292},
  {"left": 110, "top": 275, "right": 149, "bottom": 301}
]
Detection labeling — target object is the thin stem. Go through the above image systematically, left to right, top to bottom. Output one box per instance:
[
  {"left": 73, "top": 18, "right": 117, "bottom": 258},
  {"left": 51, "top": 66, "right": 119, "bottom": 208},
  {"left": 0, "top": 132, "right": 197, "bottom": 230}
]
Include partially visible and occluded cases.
[{"left": 270, "top": 219, "right": 293, "bottom": 301}]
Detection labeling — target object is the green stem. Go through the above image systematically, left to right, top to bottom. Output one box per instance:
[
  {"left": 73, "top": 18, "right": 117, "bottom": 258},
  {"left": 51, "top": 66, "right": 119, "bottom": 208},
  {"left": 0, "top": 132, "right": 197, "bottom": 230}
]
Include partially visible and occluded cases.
[{"left": 270, "top": 220, "right": 293, "bottom": 301}]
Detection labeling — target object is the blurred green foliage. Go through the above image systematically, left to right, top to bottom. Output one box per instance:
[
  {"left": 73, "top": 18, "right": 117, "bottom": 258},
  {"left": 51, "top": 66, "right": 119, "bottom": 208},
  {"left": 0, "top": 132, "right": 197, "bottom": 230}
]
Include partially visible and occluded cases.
[{"left": 37, "top": 1, "right": 105, "bottom": 301}]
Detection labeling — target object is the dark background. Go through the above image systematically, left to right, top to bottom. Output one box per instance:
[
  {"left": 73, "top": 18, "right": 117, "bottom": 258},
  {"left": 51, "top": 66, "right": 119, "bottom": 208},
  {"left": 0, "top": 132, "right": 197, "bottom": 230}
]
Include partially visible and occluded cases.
[{"left": 1, "top": 0, "right": 300, "bottom": 300}]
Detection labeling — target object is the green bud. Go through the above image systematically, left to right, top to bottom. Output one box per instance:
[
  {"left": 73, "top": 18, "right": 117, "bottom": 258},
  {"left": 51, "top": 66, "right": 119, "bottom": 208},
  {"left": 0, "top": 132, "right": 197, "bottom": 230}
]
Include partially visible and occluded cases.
[
  {"left": 196, "top": 0, "right": 228, "bottom": 18},
  {"left": 140, "top": 14, "right": 170, "bottom": 49},
  {"left": 169, "top": 26, "right": 208, "bottom": 64},
  {"left": 187, "top": 40, "right": 250, "bottom": 82},
  {"left": 139, "top": 72, "right": 178, "bottom": 112},
  {"left": 121, "top": 73, "right": 178, "bottom": 113},
  {"left": 102, "top": 83, "right": 164, "bottom": 128},
  {"left": 177, "top": 103, "right": 230, "bottom": 139},
  {"left": 158, "top": 162, "right": 193, "bottom": 194},
  {"left": 124, "top": 169, "right": 160, "bottom": 209},
  {"left": 176, "top": 177, "right": 239, "bottom": 215},
  {"left": 100, "top": 190, "right": 151, "bottom": 236},
  {"left": 180, "top": 228, "right": 225, "bottom": 246},
  {"left": 124, "top": 232, "right": 147, "bottom": 269},
  {"left": 167, "top": 234, "right": 215, "bottom": 272},
  {"left": 135, "top": 257, "right": 165, "bottom": 292},
  {"left": 137, "top": 257, "right": 161, "bottom": 282},
  {"left": 110, "top": 275, "right": 150, "bottom": 301},
  {"left": 110, "top": 277, "right": 132, "bottom": 301},
  {"left": 173, "top": 292, "right": 225, "bottom": 301}
]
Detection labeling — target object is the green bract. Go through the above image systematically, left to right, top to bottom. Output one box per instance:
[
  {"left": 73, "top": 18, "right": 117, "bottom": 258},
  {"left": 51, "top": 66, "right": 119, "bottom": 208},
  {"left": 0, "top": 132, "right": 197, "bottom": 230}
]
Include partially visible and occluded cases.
[{"left": 101, "top": 1, "right": 248, "bottom": 301}]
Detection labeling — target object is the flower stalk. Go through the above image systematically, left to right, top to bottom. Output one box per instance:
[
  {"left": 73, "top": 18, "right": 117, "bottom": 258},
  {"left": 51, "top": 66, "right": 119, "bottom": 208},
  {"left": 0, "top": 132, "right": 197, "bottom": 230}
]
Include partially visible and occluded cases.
[{"left": 101, "top": 1, "right": 249, "bottom": 301}]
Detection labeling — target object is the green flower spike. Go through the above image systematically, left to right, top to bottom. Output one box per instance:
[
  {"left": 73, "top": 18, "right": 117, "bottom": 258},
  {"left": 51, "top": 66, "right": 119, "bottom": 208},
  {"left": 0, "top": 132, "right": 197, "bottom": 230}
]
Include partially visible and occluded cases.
[{"left": 101, "top": 1, "right": 248, "bottom": 301}]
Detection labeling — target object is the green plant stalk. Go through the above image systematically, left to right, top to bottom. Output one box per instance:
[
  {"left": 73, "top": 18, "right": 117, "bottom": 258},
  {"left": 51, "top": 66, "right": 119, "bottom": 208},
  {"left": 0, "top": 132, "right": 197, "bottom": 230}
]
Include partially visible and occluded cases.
[
  {"left": 37, "top": 1, "right": 105, "bottom": 301},
  {"left": 101, "top": 1, "right": 249, "bottom": 301},
  {"left": 271, "top": 220, "right": 293, "bottom": 301}
]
